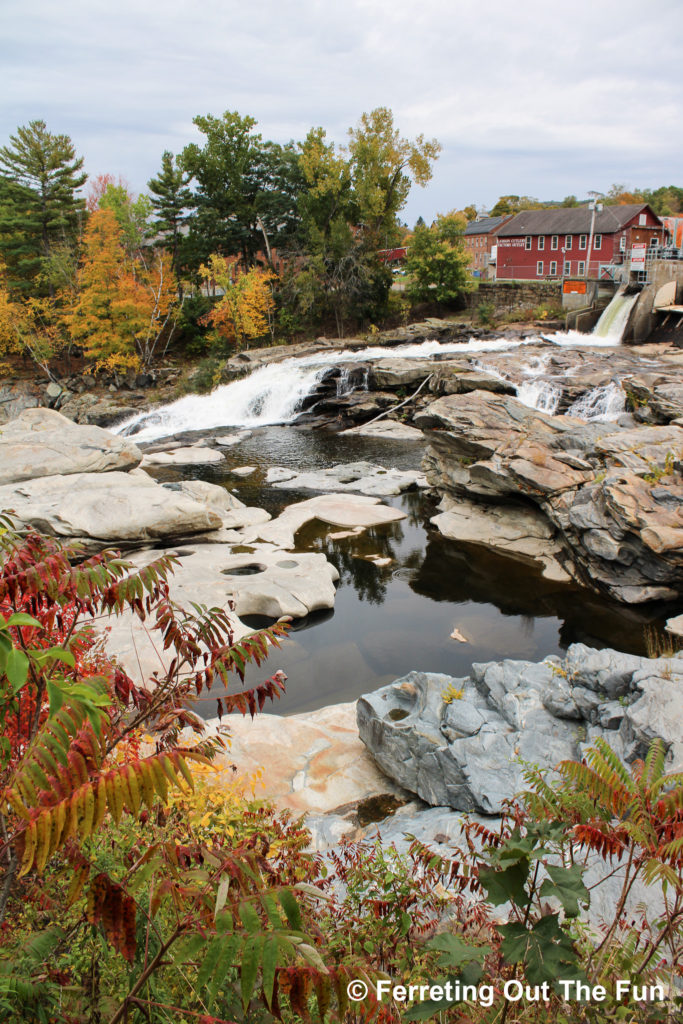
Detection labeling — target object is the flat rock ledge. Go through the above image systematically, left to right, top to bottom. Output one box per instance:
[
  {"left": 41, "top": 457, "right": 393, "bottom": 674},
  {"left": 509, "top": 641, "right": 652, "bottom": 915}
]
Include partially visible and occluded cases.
[
  {"left": 266, "top": 461, "right": 427, "bottom": 497},
  {"left": 357, "top": 644, "right": 683, "bottom": 815}
]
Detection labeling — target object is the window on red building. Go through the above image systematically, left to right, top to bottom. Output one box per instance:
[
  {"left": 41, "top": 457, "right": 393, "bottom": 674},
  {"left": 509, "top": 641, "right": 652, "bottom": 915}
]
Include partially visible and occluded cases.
[
  {"left": 579, "top": 234, "right": 587, "bottom": 250},
  {"left": 594, "top": 234, "right": 602, "bottom": 250},
  {"left": 551, "top": 235, "right": 558, "bottom": 250},
  {"left": 565, "top": 235, "right": 573, "bottom": 249},
  {"left": 525, "top": 236, "right": 532, "bottom": 250},
  {"left": 538, "top": 236, "right": 545, "bottom": 250},
  {"left": 563, "top": 260, "right": 571, "bottom": 275},
  {"left": 537, "top": 261, "right": 544, "bottom": 276},
  {"left": 549, "top": 261, "right": 557, "bottom": 276}
]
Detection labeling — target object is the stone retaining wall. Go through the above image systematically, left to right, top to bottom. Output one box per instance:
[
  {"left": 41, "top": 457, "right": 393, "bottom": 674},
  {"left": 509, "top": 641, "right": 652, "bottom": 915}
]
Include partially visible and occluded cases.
[{"left": 468, "top": 280, "right": 563, "bottom": 314}]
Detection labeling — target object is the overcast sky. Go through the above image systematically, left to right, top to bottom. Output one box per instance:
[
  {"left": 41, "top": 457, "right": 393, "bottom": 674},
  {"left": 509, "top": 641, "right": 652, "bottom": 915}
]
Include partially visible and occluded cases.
[{"left": 4, "top": 0, "right": 683, "bottom": 224}]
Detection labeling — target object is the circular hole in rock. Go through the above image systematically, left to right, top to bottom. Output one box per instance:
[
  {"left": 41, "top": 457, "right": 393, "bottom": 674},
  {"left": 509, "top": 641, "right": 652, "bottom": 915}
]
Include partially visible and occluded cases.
[
  {"left": 276, "top": 560, "right": 299, "bottom": 569},
  {"left": 221, "top": 563, "right": 267, "bottom": 576},
  {"left": 388, "top": 707, "right": 410, "bottom": 722}
]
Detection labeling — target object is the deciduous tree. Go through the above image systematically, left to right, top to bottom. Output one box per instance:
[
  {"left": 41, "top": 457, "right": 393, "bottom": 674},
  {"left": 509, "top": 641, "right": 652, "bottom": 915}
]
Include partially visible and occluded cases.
[{"left": 199, "top": 254, "right": 275, "bottom": 350}]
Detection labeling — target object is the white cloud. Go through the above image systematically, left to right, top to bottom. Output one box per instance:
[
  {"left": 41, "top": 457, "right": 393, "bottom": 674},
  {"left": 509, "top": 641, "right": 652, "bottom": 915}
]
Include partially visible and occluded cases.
[{"left": 3, "top": 0, "right": 682, "bottom": 220}]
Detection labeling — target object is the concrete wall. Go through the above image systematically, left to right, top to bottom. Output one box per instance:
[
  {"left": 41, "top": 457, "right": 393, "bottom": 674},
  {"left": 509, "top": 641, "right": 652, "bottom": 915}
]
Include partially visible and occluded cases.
[{"left": 626, "top": 261, "right": 683, "bottom": 343}]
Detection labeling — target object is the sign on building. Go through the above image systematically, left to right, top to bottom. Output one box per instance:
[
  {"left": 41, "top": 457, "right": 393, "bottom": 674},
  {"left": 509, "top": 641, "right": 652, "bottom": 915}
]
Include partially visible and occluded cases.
[
  {"left": 631, "top": 243, "right": 647, "bottom": 271},
  {"left": 563, "top": 280, "right": 587, "bottom": 294}
]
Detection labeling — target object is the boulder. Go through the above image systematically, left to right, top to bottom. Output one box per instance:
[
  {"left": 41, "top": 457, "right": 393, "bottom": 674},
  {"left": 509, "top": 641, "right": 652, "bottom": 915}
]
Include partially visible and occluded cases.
[
  {"left": 418, "top": 390, "right": 683, "bottom": 602},
  {"left": 0, "top": 407, "right": 142, "bottom": 485},
  {"left": 0, "top": 469, "right": 222, "bottom": 545},
  {"left": 357, "top": 645, "right": 683, "bottom": 814}
]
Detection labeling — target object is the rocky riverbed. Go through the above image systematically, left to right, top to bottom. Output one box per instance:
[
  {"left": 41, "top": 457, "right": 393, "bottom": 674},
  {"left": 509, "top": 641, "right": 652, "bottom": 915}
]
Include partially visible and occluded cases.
[{"left": 1, "top": 322, "right": 682, "bottom": 879}]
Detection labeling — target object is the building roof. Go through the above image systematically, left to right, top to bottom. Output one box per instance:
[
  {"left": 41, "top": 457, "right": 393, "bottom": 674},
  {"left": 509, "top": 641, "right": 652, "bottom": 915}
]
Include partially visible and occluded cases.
[
  {"left": 496, "top": 204, "right": 661, "bottom": 237},
  {"left": 464, "top": 215, "right": 510, "bottom": 236}
]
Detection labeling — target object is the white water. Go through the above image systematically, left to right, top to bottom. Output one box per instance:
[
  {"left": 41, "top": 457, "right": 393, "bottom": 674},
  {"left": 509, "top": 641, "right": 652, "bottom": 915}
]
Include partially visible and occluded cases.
[
  {"left": 593, "top": 291, "right": 639, "bottom": 339},
  {"left": 113, "top": 335, "right": 542, "bottom": 441},
  {"left": 516, "top": 380, "right": 562, "bottom": 415},
  {"left": 566, "top": 382, "right": 626, "bottom": 422}
]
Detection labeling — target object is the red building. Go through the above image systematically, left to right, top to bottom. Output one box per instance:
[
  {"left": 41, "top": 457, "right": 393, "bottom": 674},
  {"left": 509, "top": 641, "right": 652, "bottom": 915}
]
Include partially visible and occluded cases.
[
  {"left": 495, "top": 204, "right": 664, "bottom": 280},
  {"left": 464, "top": 215, "right": 513, "bottom": 279}
]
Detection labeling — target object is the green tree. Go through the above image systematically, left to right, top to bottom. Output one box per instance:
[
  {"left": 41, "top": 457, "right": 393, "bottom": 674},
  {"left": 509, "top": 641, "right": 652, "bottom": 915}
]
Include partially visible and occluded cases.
[
  {"left": 348, "top": 106, "right": 441, "bottom": 248},
  {"left": 181, "top": 111, "right": 303, "bottom": 271},
  {"left": 0, "top": 121, "right": 86, "bottom": 295},
  {"left": 148, "top": 150, "right": 192, "bottom": 288},
  {"left": 98, "top": 181, "right": 153, "bottom": 254},
  {"left": 405, "top": 215, "right": 472, "bottom": 305}
]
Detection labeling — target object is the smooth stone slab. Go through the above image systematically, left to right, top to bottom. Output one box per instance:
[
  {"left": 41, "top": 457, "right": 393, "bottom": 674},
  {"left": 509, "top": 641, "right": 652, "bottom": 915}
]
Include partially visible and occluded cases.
[
  {"left": 0, "top": 407, "right": 142, "bottom": 485},
  {"left": 342, "top": 420, "right": 425, "bottom": 440},
  {"left": 140, "top": 446, "right": 225, "bottom": 467},
  {"left": 269, "top": 461, "right": 427, "bottom": 497},
  {"left": 231, "top": 466, "right": 257, "bottom": 477},
  {"left": 0, "top": 469, "right": 222, "bottom": 543},
  {"left": 242, "top": 493, "right": 406, "bottom": 549},
  {"left": 204, "top": 702, "right": 409, "bottom": 817}
]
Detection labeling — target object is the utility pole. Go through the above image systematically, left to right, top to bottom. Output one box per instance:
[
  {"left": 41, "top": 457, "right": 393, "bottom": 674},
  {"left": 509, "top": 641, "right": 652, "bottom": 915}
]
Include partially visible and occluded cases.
[{"left": 586, "top": 197, "right": 603, "bottom": 279}]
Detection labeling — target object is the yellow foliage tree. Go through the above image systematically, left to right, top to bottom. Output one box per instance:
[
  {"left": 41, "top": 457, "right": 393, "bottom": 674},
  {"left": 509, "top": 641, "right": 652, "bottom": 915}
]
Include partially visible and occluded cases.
[
  {"left": 68, "top": 209, "right": 178, "bottom": 371},
  {"left": 199, "top": 254, "right": 275, "bottom": 350},
  {"left": 0, "top": 262, "right": 63, "bottom": 379}
]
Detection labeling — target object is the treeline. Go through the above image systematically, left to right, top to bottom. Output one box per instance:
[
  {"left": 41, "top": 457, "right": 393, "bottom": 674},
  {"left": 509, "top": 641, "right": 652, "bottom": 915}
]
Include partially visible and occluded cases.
[
  {"left": 0, "top": 110, "right": 453, "bottom": 378},
  {"left": 486, "top": 184, "right": 683, "bottom": 218}
]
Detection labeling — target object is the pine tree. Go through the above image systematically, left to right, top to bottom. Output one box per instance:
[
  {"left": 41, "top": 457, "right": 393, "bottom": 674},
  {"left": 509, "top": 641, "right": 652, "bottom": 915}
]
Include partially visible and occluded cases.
[
  {"left": 0, "top": 121, "right": 86, "bottom": 295},
  {"left": 148, "top": 150, "right": 191, "bottom": 287}
]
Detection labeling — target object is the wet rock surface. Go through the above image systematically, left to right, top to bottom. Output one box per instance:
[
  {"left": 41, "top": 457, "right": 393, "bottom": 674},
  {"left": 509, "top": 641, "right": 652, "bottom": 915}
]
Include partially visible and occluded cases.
[{"left": 357, "top": 645, "right": 683, "bottom": 814}]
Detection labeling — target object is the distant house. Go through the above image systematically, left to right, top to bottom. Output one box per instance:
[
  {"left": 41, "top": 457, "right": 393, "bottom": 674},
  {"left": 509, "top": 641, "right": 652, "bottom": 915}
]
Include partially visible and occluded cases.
[
  {"left": 495, "top": 204, "right": 664, "bottom": 280},
  {"left": 464, "top": 215, "right": 513, "bottom": 279}
]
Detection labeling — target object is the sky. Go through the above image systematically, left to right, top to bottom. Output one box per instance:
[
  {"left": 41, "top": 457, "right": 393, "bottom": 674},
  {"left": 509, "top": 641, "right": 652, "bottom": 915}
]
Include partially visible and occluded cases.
[{"left": 4, "top": 0, "right": 683, "bottom": 225}]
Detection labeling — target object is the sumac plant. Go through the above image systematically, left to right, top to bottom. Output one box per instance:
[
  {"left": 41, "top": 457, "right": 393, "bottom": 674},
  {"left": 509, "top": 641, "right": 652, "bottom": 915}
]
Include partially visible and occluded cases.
[{"left": 0, "top": 516, "right": 356, "bottom": 1023}]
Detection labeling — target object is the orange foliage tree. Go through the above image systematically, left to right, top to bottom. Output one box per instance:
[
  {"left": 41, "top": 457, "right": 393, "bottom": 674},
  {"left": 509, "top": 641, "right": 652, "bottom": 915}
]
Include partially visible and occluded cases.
[
  {"left": 68, "top": 209, "right": 178, "bottom": 371},
  {"left": 199, "top": 254, "right": 275, "bottom": 351}
]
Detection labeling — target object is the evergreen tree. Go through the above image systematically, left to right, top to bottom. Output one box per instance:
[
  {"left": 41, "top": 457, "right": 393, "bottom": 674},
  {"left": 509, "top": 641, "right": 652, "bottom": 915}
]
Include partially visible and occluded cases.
[
  {"left": 0, "top": 120, "right": 86, "bottom": 295},
  {"left": 148, "top": 150, "right": 192, "bottom": 287}
]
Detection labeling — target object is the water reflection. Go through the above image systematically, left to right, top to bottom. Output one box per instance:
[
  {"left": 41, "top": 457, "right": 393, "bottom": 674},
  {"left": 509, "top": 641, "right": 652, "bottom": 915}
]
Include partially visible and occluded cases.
[{"left": 139, "top": 426, "right": 682, "bottom": 717}]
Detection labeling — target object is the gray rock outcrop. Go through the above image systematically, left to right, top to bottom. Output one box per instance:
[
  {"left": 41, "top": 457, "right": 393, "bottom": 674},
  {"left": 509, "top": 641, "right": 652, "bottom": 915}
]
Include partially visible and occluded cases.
[
  {"left": 417, "top": 390, "right": 683, "bottom": 603},
  {"left": 357, "top": 644, "right": 683, "bottom": 814}
]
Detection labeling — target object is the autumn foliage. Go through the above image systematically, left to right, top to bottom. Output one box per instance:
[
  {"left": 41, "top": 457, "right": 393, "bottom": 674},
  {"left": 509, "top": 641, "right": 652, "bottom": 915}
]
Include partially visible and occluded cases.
[
  {"left": 67, "top": 208, "right": 178, "bottom": 370},
  {"left": 199, "top": 254, "right": 275, "bottom": 350}
]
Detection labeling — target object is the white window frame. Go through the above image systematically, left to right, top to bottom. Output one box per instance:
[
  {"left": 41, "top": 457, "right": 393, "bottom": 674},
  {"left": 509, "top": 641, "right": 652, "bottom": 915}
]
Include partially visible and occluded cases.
[
  {"left": 639, "top": 213, "right": 647, "bottom": 226},
  {"left": 565, "top": 234, "right": 573, "bottom": 249},
  {"left": 579, "top": 234, "right": 587, "bottom": 250},
  {"left": 593, "top": 234, "right": 602, "bottom": 251},
  {"left": 525, "top": 235, "right": 532, "bottom": 250},
  {"left": 551, "top": 235, "right": 559, "bottom": 250},
  {"left": 619, "top": 235, "right": 626, "bottom": 252},
  {"left": 538, "top": 236, "right": 545, "bottom": 250},
  {"left": 649, "top": 236, "right": 660, "bottom": 247},
  {"left": 549, "top": 260, "right": 557, "bottom": 276},
  {"left": 563, "top": 260, "right": 571, "bottom": 276},
  {"left": 577, "top": 260, "right": 585, "bottom": 275},
  {"left": 536, "top": 261, "right": 544, "bottom": 276}
]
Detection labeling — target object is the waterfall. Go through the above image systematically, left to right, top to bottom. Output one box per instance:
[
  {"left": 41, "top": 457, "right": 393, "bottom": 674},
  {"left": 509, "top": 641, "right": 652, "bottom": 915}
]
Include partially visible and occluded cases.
[
  {"left": 592, "top": 291, "right": 639, "bottom": 341},
  {"left": 112, "top": 336, "right": 537, "bottom": 441},
  {"left": 516, "top": 380, "right": 562, "bottom": 415},
  {"left": 566, "top": 382, "right": 626, "bottom": 422}
]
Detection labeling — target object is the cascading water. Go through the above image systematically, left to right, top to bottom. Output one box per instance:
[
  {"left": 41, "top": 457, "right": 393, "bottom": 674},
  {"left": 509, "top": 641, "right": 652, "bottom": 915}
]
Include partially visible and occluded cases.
[
  {"left": 592, "top": 291, "right": 639, "bottom": 340},
  {"left": 113, "top": 335, "right": 539, "bottom": 442},
  {"left": 516, "top": 380, "right": 562, "bottom": 415},
  {"left": 566, "top": 382, "right": 626, "bottom": 422}
]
